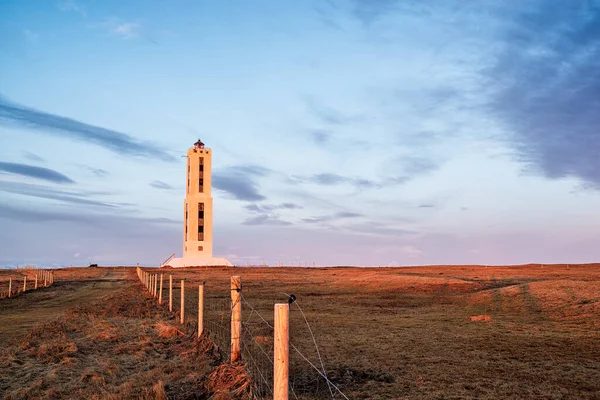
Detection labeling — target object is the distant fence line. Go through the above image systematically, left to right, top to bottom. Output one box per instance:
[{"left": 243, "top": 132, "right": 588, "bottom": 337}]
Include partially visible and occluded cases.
[
  {"left": 136, "top": 267, "right": 348, "bottom": 400},
  {"left": 0, "top": 269, "right": 55, "bottom": 300}
]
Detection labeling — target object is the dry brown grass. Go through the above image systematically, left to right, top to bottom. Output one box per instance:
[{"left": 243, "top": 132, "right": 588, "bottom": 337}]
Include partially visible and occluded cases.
[
  {"left": 149, "top": 263, "right": 600, "bottom": 399},
  {"left": 1, "top": 264, "right": 599, "bottom": 399},
  {"left": 0, "top": 282, "right": 228, "bottom": 399},
  {"left": 154, "top": 322, "right": 186, "bottom": 338},
  {"left": 207, "top": 363, "right": 253, "bottom": 399}
]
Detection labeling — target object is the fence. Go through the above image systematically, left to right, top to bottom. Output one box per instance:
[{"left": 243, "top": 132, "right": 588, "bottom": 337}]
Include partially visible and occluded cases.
[
  {"left": 135, "top": 267, "right": 349, "bottom": 400},
  {"left": 0, "top": 269, "right": 55, "bottom": 300}
]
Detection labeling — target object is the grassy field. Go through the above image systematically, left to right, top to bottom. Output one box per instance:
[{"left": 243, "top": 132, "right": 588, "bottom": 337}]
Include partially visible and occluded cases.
[{"left": 0, "top": 264, "right": 599, "bottom": 399}]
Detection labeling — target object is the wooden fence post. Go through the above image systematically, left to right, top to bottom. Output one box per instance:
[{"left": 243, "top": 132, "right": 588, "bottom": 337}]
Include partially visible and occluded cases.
[
  {"left": 44, "top": 271, "right": 47, "bottom": 287},
  {"left": 35, "top": 274, "right": 38, "bottom": 290},
  {"left": 154, "top": 274, "right": 158, "bottom": 298},
  {"left": 159, "top": 274, "right": 163, "bottom": 304},
  {"left": 169, "top": 275, "right": 173, "bottom": 312},
  {"left": 23, "top": 276, "right": 27, "bottom": 292},
  {"left": 231, "top": 276, "right": 242, "bottom": 362},
  {"left": 8, "top": 278, "right": 12, "bottom": 298},
  {"left": 180, "top": 279, "right": 185, "bottom": 324},
  {"left": 198, "top": 283, "right": 204, "bottom": 337},
  {"left": 274, "top": 303, "right": 290, "bottom": 400}
]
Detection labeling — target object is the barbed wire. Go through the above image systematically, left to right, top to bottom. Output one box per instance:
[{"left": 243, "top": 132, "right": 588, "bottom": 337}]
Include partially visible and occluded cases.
[
  {"left": 136, "top": 271, "right": 349, "bottom": 399},
  {"left": 283, "top": 292, "right": 334, "bottom": 398},
  {"left": 240, "top": 293, "right": 349, "bottom": 399}
]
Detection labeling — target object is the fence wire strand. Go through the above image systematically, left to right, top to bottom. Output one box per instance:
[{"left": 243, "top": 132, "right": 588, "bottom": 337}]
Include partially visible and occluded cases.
[{"left": 138, "top": 270, "right": 349, "bottom": 400}]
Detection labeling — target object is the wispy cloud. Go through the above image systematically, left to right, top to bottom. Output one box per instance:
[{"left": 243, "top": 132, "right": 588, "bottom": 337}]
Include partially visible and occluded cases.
[
  {"left": 57, "top": 0, "right": 87, "bottom": 17},
  {"left": 488, "top": 1, "right": 600, "bottom": 188},
  {"left": 93, "top": 18, "right": 157, "bottom": 44},
  {"left": 111, "top": 22, "right": 141, "bottom": 39},
  {"left": 23, "top": 29, "right": 40, "bottom": 42},
  {"left": 0, "top": 95, "right": 175, "bottom": 162},
  {"left": 303, "top": 96, "right": 362, "bottom": 125},
  {"left": 309, "top": 129, "right": 331, "bottom": 145},
  {"left": 22, "top": 151, "right": 45, "bottom": 163},
  {"left": 398, "top": 156, "right": 439, "bottom": 177},
  {"left": 0, "top": 162, "right": 74, "bottom": 184},
  {"left": 213, "top": 165, "right": 270, "bottom": 201},
  {"left": 86, "top": 167, "right": 109, "bottom": 178},
  {"left": 292, "top": 173, "right": 381, "bottom": 189},
  {"left": 149, "top": 180, "right": 174, "bottom": 190},
  {"left": 0, "top": 181, "right": 122, "bottom": 208},
  {"left": 0, "top": 202, "right": 175, "bottom": 226},
  {"left": 242, "top": 202, "right": 299, "bottom": 226},
  {"left": 244, "top": 203, "right": 302, "bottom": 213},
  {"left": 302, "top": 211, "right": 363, "bottom": 224},
  {"left": 242, "top": 214, "right": 292, "bottom": 226},
  {"left": 342, "top": 222, "right": 416, "bottom": 237}
]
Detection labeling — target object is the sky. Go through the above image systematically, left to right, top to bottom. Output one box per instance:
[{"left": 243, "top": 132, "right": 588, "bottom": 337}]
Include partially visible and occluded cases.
[{"left": 0, "top": 0, "right": 599, "bottom": 268}]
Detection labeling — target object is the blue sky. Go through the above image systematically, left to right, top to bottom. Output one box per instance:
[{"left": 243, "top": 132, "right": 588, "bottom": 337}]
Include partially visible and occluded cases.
[{"left": 1, "top": 0, "right": 599, "bottom": 267}]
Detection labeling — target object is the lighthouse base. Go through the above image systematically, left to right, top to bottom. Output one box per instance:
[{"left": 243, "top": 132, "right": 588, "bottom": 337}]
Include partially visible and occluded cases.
[{"left": 164, "top": 257, "right": 233, "bottom": 268}]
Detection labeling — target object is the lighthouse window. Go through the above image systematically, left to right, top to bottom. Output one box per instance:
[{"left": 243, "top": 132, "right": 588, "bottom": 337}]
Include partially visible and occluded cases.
[{"left": 198, "top": 202, "right": 204, "bottom": 241}]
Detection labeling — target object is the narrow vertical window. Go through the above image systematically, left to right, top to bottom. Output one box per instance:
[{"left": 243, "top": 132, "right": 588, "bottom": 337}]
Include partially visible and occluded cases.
[
  {"left": 199, "top": 157, "right": 204, "bottom": 193},
  {"left": 198, "top": 202, "right": 204, "bottom": 241},
  {"left": 185, "top": 203, "right": 188, "bottom": 241}
]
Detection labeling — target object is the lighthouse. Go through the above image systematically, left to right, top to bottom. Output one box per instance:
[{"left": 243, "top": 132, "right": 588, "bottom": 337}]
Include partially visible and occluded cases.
[{"left": 166, "top": 140, "right": 232, "bottom": 267}]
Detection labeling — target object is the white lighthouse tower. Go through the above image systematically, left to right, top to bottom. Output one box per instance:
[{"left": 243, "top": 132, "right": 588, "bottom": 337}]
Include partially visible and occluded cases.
[{"left": 166, "top": 140, "right": 232, "bottom": 267}]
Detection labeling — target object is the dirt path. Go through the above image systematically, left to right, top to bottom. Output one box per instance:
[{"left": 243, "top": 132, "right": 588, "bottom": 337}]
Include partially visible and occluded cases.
[{"left": 0, "top": 269, "right": 132, "bottom": 344}]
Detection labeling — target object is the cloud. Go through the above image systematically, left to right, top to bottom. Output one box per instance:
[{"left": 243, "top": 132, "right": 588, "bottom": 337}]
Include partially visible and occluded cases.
[
  {"left": 58, "top": 0, "right": 86, "bottom": 17},
  {"left": 349, "top": 0, "right": 401, "bottom": 26},
  {"left": 488, "top": 1, "right": 600, "bottom": 188},
  {"left": 93, "top": 18, "right": 157, "bottom": 44},
  {"left": 111, "top": 22, "right": 141, "bottom": 39},
  {"left": 23, "top": 29, "right": 40, "bottom": 42},
  {"left": 0, "top": 95, "right": 175, "bottom": 162},
  {"left": 303, "top": 96, "right": 362, "bottom": 125},
  {"left": 310, "top": 129, "right": 331, "bottom": 145},
  {"left": 22, "top": 152, "right": 45, "bottom": 162},
  {"left": 399, "top": 156, "right": 438, "bottom": 176},
  {"left": 0, "top": 162, "right": 74, "bottom": 184},
  {"left": 213, "top": 165, "right": 269, "bottom": 201},
  {"left": 86, "top": 167, "right": 109, "bottom": 177},
  {"left": 293, "top": 173, "right": 381, "bottom": 189},
  {"left": 149, "top": 180, "right": 175, "bottom": 190},
  {"left": 0, "top": 181, "right": 121, "bottom": 208},
  {"left": 242, "top": 202, "right": 299, "bottom": 226},
  {"left": 0, "top": 203, "right": 177, "bottom": 225},
  {"left": 0, "top": 203, "right": 180, "bottom": 266},
  {"left": 244, "top": 203, "right": 302, "bottom": 213},
  {"left": 302, "top": 211, "right": 363, "bottom": 224},
  {"left": 242, "top": 214, "right": 292, "bottom": 226},
  {"left": 343, "top": 222, "right": 416, "bottom": 237},
  {"left": 399, "top": 245, "right": 423, "bottom": 258}
]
